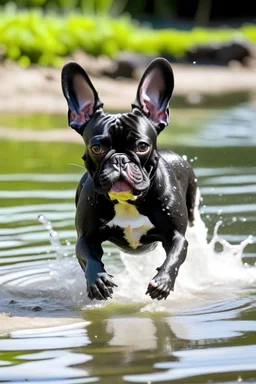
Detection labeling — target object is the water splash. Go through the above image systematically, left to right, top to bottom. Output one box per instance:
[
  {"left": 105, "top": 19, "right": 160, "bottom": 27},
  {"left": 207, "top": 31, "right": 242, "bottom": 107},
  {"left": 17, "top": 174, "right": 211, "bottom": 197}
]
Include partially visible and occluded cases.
[
  {"left": 1, "top": 214, "right": 254, "bottom": 311},
  {"left": 38, "top": 214, "right": 255, "bottom": 308},
  {"left": 38, "top": 215, "right": 64, "bottom": 261},
  {"left": 115, "top": 216, "right": 255, "bottom": 308}
]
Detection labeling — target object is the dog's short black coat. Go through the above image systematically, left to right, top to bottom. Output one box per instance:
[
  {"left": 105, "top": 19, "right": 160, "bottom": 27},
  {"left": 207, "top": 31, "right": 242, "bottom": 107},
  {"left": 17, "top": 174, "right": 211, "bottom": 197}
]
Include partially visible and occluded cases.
[{"left": 61, "top": 57, "right": 199, "bottom": 301}]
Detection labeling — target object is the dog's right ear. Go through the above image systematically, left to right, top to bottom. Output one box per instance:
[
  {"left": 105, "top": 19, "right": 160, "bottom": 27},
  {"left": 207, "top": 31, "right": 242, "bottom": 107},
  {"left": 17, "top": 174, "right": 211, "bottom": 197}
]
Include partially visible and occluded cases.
[{"left": 61, "top": 62, "right": 103, "bottom": 134}]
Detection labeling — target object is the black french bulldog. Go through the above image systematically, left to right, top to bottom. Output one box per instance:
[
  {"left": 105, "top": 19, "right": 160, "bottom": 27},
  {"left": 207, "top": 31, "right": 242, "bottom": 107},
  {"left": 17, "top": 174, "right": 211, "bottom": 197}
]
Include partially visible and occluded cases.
[{"left": 61, "top": 58, "right": 199, "bottom": 301}]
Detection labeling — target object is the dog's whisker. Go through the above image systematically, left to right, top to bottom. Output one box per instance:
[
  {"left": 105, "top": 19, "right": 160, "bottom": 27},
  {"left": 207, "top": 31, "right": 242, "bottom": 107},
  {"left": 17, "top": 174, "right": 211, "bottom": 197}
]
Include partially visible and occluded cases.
[{"left": 68, "top": 163, "right": 84, "bottom": 169}]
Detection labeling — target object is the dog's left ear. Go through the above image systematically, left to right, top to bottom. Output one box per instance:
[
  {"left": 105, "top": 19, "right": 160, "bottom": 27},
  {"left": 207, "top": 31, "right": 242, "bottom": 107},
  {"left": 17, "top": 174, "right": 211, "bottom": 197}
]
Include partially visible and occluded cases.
[
  {"left": 132, "top": 57, "right": 174, "bottom": 133},
  {"left": 61, "top": 62, "right": 103, "bottom": 133}
]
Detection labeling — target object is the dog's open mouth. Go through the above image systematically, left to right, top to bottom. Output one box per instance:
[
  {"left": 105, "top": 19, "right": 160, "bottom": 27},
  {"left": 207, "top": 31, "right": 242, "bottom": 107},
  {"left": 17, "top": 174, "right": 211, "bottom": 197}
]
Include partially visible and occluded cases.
[
  {"left": 108, "top": 180, "right": 135, "bottom": 203},
  {"left": 111, "top": 180, "right": 132, "bottom": 193}
]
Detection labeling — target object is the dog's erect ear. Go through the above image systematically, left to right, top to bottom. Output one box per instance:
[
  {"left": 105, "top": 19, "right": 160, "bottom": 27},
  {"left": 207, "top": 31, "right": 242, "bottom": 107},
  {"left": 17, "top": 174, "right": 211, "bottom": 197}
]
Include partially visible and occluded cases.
[
  {"left": 132, "top": 58, "right": 174, "bottom": 132},
  {"left": 61, "top": 62, "right": 103, "bottom": 133}
]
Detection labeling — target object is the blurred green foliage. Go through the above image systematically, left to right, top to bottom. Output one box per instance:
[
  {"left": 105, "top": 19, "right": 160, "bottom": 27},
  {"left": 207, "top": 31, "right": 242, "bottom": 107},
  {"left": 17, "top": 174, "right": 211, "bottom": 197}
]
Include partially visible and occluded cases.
[
  {"left": 0, "top": 0, "right": 118, "bottom": 13},
  {"left": 0, "top": 5, "right": 256, "bottom": 67}
]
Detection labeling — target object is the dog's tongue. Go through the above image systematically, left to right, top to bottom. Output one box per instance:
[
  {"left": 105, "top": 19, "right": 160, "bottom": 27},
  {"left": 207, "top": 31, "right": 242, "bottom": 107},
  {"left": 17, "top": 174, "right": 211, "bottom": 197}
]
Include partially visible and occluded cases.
[{"left": 111, "top": 181, "right": 131, "bottom": 192}]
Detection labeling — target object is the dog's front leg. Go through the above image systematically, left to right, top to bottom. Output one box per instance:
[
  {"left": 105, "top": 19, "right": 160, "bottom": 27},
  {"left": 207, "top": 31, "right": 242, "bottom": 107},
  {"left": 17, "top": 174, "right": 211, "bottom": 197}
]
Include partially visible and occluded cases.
[
  {"left": 146, "top": 230, "right": 188, "bottom": 300},
  {"left": 76, "top": 237, "right": 117, "bottom": 300}
]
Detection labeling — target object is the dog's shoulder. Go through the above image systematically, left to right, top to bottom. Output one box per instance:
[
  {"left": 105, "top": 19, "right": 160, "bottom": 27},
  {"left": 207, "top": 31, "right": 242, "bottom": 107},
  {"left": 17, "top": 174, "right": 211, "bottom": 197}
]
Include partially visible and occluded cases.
[
  {"left": 157, "top": 149, "right": 196, "bottom": 192},
  {"left": 159, "top": 149, "right": 186, "bottom": 165}
]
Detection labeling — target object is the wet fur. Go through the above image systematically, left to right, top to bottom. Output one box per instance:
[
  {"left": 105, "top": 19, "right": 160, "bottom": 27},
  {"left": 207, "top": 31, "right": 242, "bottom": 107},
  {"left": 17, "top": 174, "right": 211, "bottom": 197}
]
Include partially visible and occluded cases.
[{"left": 61, "top": 58, "right": 199, "bottom": 301}]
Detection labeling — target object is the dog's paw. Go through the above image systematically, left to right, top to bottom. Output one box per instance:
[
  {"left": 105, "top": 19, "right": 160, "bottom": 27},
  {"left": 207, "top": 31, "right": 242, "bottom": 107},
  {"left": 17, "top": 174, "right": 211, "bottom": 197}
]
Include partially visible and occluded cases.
[
  {"left": 87, "top": 272, "right": 118, "bottom": 301},
  {"left": 145, "top": 273, "right": 174, "bottom": 301}
]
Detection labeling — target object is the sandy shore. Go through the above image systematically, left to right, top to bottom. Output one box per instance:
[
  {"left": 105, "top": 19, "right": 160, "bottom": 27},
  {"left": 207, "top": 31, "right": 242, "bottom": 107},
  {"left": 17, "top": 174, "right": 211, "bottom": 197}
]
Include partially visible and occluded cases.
[
  {"left": 1, "top": 61, "right": 256, "bottom": 114},
  {"left": 0, "top": 313, "right": 85, "bottom": 334}
]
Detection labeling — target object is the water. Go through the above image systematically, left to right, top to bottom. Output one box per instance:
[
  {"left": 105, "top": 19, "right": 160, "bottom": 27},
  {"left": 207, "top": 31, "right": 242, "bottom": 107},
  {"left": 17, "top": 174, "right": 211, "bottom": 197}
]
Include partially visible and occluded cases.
[{"left": 0, "top": 99, "right": 255, "bottom": 383}]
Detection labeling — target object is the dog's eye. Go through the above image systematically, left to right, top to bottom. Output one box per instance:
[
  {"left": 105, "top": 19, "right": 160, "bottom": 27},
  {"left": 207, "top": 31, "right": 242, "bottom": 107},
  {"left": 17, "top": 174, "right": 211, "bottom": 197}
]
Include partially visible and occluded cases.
[
  {"left": 136, "top": 142, "right": 150, "bottom": 153},
  {"left": 91, "top": 144, "right": 105, "bottom": 155}
]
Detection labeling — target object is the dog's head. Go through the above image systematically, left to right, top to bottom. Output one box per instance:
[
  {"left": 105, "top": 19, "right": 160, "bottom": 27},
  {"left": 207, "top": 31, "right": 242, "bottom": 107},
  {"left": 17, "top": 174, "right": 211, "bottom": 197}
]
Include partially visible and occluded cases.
[{"left": 61, "top": 58, "right": 174, "bottom": 201}]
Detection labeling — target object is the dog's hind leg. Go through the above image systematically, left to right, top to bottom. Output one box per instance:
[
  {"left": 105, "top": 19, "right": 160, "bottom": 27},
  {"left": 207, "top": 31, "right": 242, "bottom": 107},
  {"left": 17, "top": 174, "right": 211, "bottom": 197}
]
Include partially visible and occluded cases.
[{"left": 186, "top": 177, "right": 201, "bottom": 226}]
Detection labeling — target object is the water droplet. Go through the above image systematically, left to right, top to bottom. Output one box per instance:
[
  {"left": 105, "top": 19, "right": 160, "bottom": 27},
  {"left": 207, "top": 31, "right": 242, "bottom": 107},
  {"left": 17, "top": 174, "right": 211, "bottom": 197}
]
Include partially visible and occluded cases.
[
  {"left": 193, "top": 61, "right": 196, "bottom": 64},
  {"left": 182, "top": 155, "right": 187, "bottom": 161},
  {"left": 194, "top": 178, "right": 198, "bottom": 182},
  {"left": 217, "top": 209, "right": 222, "bottom": 215},
  {"left": 38, "top": 214, "right": 45, "bottom": 223},
  {"left": 232, "top": 217, "right": 237, "bottom": 222},
  {"left": 50, "top": 231, "right": 58, "bottom": 238},
  {"left": 248, "top": 235, "right": 253, "bottom": 244},
  {"left": 237, "top": 376, "right": 243, "bottom": 383}
]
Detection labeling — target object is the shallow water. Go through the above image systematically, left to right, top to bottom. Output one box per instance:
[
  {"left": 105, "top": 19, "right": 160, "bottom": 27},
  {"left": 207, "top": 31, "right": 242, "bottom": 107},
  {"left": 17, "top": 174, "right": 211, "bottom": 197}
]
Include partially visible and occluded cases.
[{"left": 0, "top": 100, "right": 255, "bottom": 383}]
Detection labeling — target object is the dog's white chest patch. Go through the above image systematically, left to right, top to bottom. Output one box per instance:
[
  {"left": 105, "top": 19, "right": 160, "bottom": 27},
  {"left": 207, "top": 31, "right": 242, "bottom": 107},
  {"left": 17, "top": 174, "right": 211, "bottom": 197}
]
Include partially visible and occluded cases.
[{"left": 107, "top": 202, "right": 153, "bottom": 249}]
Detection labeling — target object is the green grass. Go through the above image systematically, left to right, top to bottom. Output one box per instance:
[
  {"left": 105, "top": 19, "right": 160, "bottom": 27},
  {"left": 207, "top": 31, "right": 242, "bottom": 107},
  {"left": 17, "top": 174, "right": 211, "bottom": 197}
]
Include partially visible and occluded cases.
[
  {"left": 0, "top": 8, "right": 256, "bottom": 67},
  {"left": 0, "top": 113, "right": 67, "bottom": 129}
]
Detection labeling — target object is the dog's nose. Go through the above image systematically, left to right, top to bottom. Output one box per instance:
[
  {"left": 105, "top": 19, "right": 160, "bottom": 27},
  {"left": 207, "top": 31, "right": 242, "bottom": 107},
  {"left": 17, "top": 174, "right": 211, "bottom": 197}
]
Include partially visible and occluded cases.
[{"left": 112, "top": 154, "right": 130, "bottom": 168}]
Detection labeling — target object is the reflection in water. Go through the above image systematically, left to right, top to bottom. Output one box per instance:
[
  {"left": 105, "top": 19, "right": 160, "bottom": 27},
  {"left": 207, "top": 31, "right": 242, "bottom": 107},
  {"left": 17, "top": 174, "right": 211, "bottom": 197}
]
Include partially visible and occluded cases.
[
  {"left": 202, "top": 104, "right": 256, "bottom": 147},
  {"left": 1, "top": 301, "right": 255, "bottom": 383},
  {"left": 0, "top": 322, "right": 95, "bottom": 382},
  {"left": 124, "top": 345, "right": 256, "bottom": 382}
]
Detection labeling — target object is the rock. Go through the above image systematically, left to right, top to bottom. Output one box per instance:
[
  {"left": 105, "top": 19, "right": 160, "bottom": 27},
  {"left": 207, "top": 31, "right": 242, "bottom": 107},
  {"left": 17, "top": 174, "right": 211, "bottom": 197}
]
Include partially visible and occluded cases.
[
  {"left": 186, "top": 38, "right": 255, "bottom": 66},
  {"left": 69, "top": 49, "right": 113, "bottom": 76},
  {"left": 102, "top": 52, "right": 177, "bottom": 79},
  {"left": 102, "top": 52, "right": 152, "bottom": 79}
]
